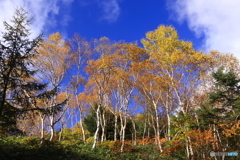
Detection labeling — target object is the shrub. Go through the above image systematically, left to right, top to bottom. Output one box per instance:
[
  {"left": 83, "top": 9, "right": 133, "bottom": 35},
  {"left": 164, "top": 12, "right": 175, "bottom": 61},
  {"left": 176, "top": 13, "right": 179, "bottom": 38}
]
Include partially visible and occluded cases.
[
  {"left": 86, "top": 136, "right": 94, "bottom": 144},
  {"left": 99, "top": 140, "right": 115, "bottom": 148}
]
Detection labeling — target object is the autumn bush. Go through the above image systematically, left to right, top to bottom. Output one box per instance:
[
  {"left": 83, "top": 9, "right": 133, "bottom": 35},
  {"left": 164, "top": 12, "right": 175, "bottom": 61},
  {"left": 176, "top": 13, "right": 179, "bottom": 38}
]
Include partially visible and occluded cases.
[
  {"left": 1, "top": 136, "right": 208, "bottom": 160},
  {"left": 86, "top": 136, "right": 94, "bottom": 144},
  {"left": 161, "top": 139, "right": 186, "bottom": 160},
  {"left": 99, "top": 140, "right": 115, "bottom": 148}
]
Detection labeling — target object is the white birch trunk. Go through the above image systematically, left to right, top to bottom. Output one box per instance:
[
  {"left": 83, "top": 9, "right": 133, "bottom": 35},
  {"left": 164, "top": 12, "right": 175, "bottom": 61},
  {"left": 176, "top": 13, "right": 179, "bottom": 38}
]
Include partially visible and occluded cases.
[
  {"left": 165, "top": 93, "right": 171, "bottom": 141},
  {"left": 153, "top": 101, "right": 163, "bottom": 152},
  {"left": 92, "top": 104, "right": 101, "bottom": 149},
  {"left": 101, "top": 110, "right": 106, "bottom": 142},
  {"left": 79, "top": 112, "right": 86, "bottom": 143},
  {"left": 40, "top": 113, "right": 45, "bottom": 140},
  {"left": 167, "top": 113, "right": 171, "bottom": 141},
  {"left": 49, "top": 114, "right": 55, "bottom": 141},
  {"left": 114, "top": 114, "right": 118, "bottom": 141},
  {"left": 120, "top": 115, "right": 127, "bottom": 153},
  {"left": 130, "top": 117, "right": 137, "bottom": 145},
  {"left": 142, "top": 118, "right": 147, "bottom": 145},
  {"left": 58, "top": 123, "right": 64, "bottom": 141},
  {"left": 188, "top": 136, "right": 194, "bottom": 159}
]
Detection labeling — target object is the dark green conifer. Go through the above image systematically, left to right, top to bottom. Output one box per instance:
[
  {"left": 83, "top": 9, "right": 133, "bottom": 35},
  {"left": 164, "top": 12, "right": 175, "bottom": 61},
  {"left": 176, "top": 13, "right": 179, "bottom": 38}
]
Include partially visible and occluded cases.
[
  {"left": 0, "top": 8, "right": 46, "bottom": 135},
  {"left": 198, "top": 67, "right": 240, "bottom": 125}
]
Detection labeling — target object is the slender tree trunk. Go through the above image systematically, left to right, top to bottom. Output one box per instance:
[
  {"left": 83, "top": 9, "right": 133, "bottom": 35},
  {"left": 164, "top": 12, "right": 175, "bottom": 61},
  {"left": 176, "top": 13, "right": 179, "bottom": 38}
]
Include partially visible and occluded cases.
[
  {"left": 165, "top": 92, "right": 171, "bottom": 141},
  {"left": 166, "top": 92, "right": 172, "bottom": 141},
  {"left": 49, "top": 93, "right": 69, "bottom": 142},
  {"left": 76, "top": 93, "right": 86, "bottom": 143},
  {"left": 49, "top": 94, "right": 57, "bottom": 142},
  {"left": 153, "top": 102, "right": 163, "bottom": 152},
  {"left": 92, "top": 104, "right": 101, "bottom": 149},
  {"left": 101, "top": 110, "right": 106, "bottom": 142},
  {"left": 38, "top": 111, "right": 46, "bottom": 142},
  {"left": 79, "top": 112, "right": 86, "bottom": 143},
  {"left": 119, "top": 113, "right": 123, "bottom": 141},
  {"left": 167, "top": 113, "right": 171, "bottom": 141},
  {"left": 49, "top": 114, "right": 55, "bottom": 141},
  {"left": 114, "top": 114, "right": 118, "bottom": 141},
  {"left": 120, "top": 114, "right": 127, "bottom": 153},
  {"left": 151, "top": 114, "right": 157, "bottom": 145},
  {"left": 147, "top": 115, "right": 151, "bottom": 142},
  {"left": 130, "top": 116, "right": 137, "bottom": 145},
  {"left": 40, "top": 117, "right": 45, "bottom": 140},
  {"left": 142, "top": 118, "right": 147, "bottom": 145},
  {"left": 58, "top": 123, "right": 64, "bottom": 141},
  {"left": 213, "top": 124, "right": 219, "bottom": 151},
  {"left": 215, "top": 124, "right": 222, "bottom": 149},
  {"left": 187, "top": 136, "right": 194, "bottom": 160},
  {"left": 186, "top": 137, "right": 190, "bottom": 159},
  {"left": 202, "top": 149, "right": 206, "bottom": 159}
]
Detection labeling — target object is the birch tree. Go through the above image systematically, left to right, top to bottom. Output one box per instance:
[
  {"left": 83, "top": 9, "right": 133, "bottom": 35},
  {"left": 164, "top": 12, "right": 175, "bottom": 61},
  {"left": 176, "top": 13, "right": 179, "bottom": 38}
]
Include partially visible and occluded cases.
[
  {"left": 141, "top": 25, "right": 210, "bottom": 155},
  {"left": 35, "top": 32, "right": 70, "bottom": 141},
  {"left": 68, "top": 34, "right": 92, "bottom": 143},
  {"left": 85, "top": 37, "right": 115, "bottom": 148},
  {"left": 109, "top": 44, "right": 137, "bottom": 152}
]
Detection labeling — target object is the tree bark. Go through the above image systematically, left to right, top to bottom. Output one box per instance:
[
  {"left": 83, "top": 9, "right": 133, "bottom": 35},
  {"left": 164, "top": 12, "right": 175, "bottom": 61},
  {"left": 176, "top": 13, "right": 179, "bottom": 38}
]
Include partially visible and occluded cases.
[
  {"left": 153, "top": 101, "right": 163, "bottom": 152},
  {"left": 92, "top": 104, "right": 101, "bottom": 149},
  {"left": 79, "top": 109, "right": 86, "bottom": 143},
  {"left": 100, "top": 110, "right": 106, "bottom": 142},
  {"left": 49, "top": 114, "right": 55, "bottom": 141},
  {"left": 114, "top": 114, "right": 118, "bottom": 141},
  {"left": 130, "top": 116, "right": 137, "bottom": 145},
  {"left": 142, "top": 118, "right": 147, "bottom": 145}
]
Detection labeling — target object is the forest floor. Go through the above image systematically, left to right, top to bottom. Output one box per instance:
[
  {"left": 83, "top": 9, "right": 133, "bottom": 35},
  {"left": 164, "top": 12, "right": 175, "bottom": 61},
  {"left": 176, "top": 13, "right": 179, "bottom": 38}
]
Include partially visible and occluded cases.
[{"left": 0, "top": 136, "right": 182, "bottom": 160}]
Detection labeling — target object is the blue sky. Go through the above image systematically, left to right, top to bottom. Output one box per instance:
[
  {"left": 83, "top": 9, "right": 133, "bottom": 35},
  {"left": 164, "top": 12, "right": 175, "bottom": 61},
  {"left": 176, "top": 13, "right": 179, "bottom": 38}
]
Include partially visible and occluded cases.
[
  {"left": 1, "top": 0, "right": 240, "bottom": 60},
  {"left": 1, "top": 0, "right": 240, "bottom": 128},
  {"left": 49, "top": 0, "right": 202, "bottom": 47}
]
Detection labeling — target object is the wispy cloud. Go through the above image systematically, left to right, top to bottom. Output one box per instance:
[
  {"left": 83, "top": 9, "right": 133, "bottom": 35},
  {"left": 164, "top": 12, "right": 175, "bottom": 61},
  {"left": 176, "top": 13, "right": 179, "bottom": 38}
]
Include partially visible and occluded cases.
[
  {"left": 0, "top": 0, "right": 73, "bottom": 39},
  {"left": 78, "top": 0, "right": 121, "bottom": 23},
  {"left": 100, "top": 0, "right": 121, "bottom": 23},
  {"left": 168, "top": 0, "right": 240, "bottom": 61}
]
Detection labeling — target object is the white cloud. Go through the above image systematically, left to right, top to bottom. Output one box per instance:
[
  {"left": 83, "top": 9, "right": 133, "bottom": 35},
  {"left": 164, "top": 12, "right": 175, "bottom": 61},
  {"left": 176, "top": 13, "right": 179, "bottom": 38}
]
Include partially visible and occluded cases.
[
  {"left": 0, "top": 0, "right": 73, "bottom": 39},
  {"left": 100, "top": 0, "right": 120, "bottom": 23},
  {"left": 169, "top": 0, "right": 240, "bottom": 61}
]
